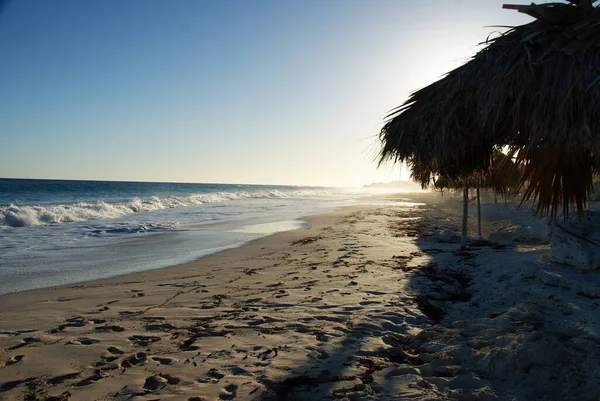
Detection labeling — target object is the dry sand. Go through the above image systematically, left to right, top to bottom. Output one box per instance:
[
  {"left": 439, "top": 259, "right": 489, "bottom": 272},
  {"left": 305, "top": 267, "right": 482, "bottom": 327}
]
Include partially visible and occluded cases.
[{"left": 0, "top": 192, "right": 598, "bottom": 401}]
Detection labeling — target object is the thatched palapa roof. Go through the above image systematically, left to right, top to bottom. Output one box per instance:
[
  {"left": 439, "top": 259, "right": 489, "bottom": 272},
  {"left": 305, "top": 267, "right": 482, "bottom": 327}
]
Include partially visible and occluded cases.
[
  {"left": 379, "top": 0, "right": 600, "bottom": 217},
  {"left": 432, "top": 150, "right": 522, "bottom": 194}
]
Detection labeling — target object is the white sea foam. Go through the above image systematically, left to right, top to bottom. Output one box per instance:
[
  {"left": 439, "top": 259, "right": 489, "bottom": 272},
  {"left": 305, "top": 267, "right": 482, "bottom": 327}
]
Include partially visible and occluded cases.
[{"left": 0, "top": 189, "right": 337, "bottom": 228}]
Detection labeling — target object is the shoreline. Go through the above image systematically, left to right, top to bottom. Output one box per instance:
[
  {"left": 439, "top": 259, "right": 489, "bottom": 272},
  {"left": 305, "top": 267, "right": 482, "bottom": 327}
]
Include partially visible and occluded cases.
[
  {"left": 1, "top": 183, "right": 369, "bottom": 296},
  {"left": 1, "top": 191, "right": 598, "bottom": 401},
  {"left": 0, "top": 192, "right": 406, "bottom": 297},
  {"left": 0, "top": 199, "right": 387, "bottom": 330},
  {"left": 0, "top": 201, "right": 355, "bottom": 298}
]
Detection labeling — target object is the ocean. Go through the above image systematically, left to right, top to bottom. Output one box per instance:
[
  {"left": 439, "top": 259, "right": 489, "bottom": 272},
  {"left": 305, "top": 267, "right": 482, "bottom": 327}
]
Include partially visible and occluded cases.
[{"left": 0, "top": 178, "right": 367, "bottom": 295}]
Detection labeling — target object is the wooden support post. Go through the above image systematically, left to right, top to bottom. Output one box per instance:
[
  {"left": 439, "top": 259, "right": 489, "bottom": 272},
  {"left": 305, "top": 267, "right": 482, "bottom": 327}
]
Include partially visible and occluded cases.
[
  {"left": 477, "top": 178, "right": 482, "bottom": 239},
  {"left": 461, "top": 182, "right": 469, "bottom": 249}
]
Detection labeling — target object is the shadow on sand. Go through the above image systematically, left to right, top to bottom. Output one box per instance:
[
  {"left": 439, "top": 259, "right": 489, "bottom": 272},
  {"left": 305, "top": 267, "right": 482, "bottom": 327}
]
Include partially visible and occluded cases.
[{"left": 253, "top": 197, "right": 575, "bottom": 401}]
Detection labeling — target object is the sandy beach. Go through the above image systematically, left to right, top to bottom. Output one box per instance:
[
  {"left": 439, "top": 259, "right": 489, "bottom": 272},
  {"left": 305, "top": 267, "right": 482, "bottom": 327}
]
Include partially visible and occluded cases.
[{"left": 1, "top": 192, "right": 599, "bottom": 401}]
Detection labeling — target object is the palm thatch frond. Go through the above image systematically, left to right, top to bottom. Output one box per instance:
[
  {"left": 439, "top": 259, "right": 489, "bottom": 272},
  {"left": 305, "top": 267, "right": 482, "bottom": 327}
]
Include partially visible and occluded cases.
[
  {"left": 379, "top": 1, "right": 600, "bottom": 218},
  {"left": 514, "top": 145, "right": 599, "bottom": 216},
  {"left": 431, "top": 149, "right": 521, "bottom": 194},
  {"left": 487, "top": 149, "right": 522, "bottom": 195},
  {"left": 433, "top": 175, "right": 461, "bottom": 191}
]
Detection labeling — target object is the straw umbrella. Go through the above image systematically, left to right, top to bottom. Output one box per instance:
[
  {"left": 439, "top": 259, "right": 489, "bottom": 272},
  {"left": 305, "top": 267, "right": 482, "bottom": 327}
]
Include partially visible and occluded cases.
[{"left": 379, "top": 0, "right": 600, "bottom": 221}]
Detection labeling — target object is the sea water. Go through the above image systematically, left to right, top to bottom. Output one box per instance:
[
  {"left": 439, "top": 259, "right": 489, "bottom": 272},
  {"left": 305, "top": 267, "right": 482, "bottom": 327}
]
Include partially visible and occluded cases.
[{"left": 0, "top": 178, "right": 367, "bottom": 295}]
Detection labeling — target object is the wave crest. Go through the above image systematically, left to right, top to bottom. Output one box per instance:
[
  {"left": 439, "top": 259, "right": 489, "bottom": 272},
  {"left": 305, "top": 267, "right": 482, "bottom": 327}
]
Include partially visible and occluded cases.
[{"left": 0, "top": 189, "right": 333, "bottom": 228}]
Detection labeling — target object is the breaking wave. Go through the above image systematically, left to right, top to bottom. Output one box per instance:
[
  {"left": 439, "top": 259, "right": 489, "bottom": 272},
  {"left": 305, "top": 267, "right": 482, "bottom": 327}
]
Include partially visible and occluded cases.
[{"left": 0, "top": 189, "right": 334, "bottom": 228}]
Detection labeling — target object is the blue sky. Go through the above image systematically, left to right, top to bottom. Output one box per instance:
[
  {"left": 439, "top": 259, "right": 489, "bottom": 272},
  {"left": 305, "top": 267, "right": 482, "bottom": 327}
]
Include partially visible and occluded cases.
[{"left": 0, "top": 0, "right": 533, "bottom": 187}]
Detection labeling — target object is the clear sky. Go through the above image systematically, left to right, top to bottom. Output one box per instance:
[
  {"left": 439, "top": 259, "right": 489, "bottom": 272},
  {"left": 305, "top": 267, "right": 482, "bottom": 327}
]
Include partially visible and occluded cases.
[{"left": 0, "top": 0, "right": 534, "bottom": 187}]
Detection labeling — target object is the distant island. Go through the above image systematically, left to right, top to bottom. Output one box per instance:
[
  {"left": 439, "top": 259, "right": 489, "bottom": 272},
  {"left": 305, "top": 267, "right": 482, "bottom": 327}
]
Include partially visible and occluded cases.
[{"left": 363, "top": 180, "right": 424, "bottom": 191}]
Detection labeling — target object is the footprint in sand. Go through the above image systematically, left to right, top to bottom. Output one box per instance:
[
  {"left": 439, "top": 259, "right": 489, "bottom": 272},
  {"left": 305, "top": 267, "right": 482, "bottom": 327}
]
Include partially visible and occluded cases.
[
  {"left": 274, "top": 290, "right": 290, "bottom": 298},
  {"left": 364, "top": 290, "right": 387, "bottom": 296},
  {"left": 56, "top": 296, "right": 79, "bottom": 302},
  {"left": 244, "top": 297, "right": 263, "bottom": 304},
  {"left": 92, "top": 300, "right": 118, "bottom": 313},
  {"left": 359, "top": 300, "right": 381, "bottom": 306},
  {"left": 315, "top": 304, "right": 338, "bottom": 310},
  {"left": 333, "top": 310, "right": 353, "bottom": 316},
  {"left": 314, "top": 315, "right": 345, "bottom": 323},
  {"left": 141, "top": 316, "right": 166, "bottom": 321},
  {"left": 247, "top": 316, "right": 285, "bottom": 326},
  {"left": 49, "top": 319, "right": 87, "bottom": 333},
  {"left": 143, "top": 323, "right": 177, "bottom": 332},
  {"left": 95, "top": 325, "right": 125, "bottom": 333},
  {"left": 0, "top": 329, "right": 36, "bottom": 336},
  {"left": 128, "top": 335, "right": 161, "bottom": 347},
  {"left": 7, "top": 337, "right": 41, "bottom": 351},
  {"left": 66, "top": 337, "right": 100, "bottom": 346},
  {"left": 179, "top": 337, "right": 199, "bottom": 351},
  {"left": 93, "top": 346, "right": 126, "bottom": 367},
  {"left": 107, "top": 346, "right": 124, "bottom": 355},
  {"left": 306, "top": 347, "right": 329, "bottom": 360},
  {"left": 257, "top": 348, "right": 279, "bottom": 360},
  {"left": 121, "top": 352, "right": 148, "bottom": 368},
  {"left": 1, "top": 355, "right": 24, "bottom": 367},
  {"left": 93, "top": 355, "right": 120, "bottom": 367},
  {"left": 152, "top": 356, "right": 178, "bottom": 365},
  {"left": 227, "top": 366, "right": 249, "bottom": 376},
  {"left": 198, "top": 368, "right": 225, "bottom": 384},
  {"left": 208, "top": 369, "right": 225, "bottom": 379},
  {"left": 74, "top": 371, "right": 103, "bottom": 387},
  {"left": 46, "top": 372, "right": 80, "bottom": 385},
  {"left": 143, "top": 373, "right": 180, "bottom": 390},
  {"left": 0, "top": 377, "right": 37, "bottom": 392},
  {"left": 219, "top": 383, "right": 238, "bottom": 400}
]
